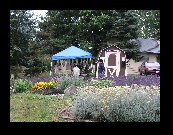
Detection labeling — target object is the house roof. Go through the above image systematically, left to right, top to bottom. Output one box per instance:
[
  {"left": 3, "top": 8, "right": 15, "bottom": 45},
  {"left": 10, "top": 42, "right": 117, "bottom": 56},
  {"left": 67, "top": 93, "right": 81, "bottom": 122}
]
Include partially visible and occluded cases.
[
  {"left": 133, "top": 38, "right": 160, "bottom": 53},
  {"left": 146, "top": 45, "right": 160, "bottom": 53}
]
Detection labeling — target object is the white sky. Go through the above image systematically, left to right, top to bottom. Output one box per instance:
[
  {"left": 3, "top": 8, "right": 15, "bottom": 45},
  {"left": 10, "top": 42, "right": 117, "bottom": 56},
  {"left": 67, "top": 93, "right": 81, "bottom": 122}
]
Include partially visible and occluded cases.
[
  {"left": 31, "top": 10, "right": 47, "bottom": 30},
  {"left": 32, "top": 10, "right": 47, "bottom": 21},
  {"left": 33, "top": 10, "right": 47, "bottom": 16}
]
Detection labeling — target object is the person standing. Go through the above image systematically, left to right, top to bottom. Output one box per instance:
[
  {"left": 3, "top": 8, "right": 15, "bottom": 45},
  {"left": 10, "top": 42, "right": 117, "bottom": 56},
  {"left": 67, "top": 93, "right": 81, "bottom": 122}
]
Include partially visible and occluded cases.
[{"left": 98, "top": 59, "right": 105, "bottom": 79}]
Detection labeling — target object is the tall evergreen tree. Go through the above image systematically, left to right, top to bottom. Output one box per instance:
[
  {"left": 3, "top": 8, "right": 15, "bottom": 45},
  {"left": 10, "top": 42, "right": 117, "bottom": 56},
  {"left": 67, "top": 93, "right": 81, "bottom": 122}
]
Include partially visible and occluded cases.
[
  {"left": 10, "top": 10, "right": 37, "bottom": 66},
  {"left": 37, "top": 10, "right": 141, "bottom": 61},
  {"left": 105, "top": 10, "right": 142, "bottom": 61},
  {"left": 136, "top": 10, "right": 160, "bottom": 40}
]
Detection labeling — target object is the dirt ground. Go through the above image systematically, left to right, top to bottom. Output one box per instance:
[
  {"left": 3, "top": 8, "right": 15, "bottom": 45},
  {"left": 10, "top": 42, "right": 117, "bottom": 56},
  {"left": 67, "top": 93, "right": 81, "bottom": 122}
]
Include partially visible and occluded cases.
[{"left": 58, "top": 107, "right": 97, "bottom": 122}]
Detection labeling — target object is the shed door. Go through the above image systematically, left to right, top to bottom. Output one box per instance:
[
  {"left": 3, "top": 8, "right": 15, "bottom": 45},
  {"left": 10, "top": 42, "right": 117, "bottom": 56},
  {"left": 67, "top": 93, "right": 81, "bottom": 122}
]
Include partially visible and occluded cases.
[{"left": 105, "top": 50, "right": 121, "bottom": 77}]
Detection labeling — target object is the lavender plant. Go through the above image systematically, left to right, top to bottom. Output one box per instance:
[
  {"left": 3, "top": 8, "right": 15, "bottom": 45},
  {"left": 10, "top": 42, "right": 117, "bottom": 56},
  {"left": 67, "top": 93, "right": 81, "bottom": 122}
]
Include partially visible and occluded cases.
[
  {"left": 54, "top": 74, "right": 85, "bottom": 91},
  {"left": 104, "top": 75, "right": 160, "bottom": 86}
]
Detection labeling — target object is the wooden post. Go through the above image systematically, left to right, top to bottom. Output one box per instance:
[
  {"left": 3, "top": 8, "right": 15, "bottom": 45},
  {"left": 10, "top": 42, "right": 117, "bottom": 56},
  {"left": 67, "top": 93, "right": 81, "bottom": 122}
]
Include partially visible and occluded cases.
[{"left": 50, "top": 61, "right": 53, "bottom": 76}]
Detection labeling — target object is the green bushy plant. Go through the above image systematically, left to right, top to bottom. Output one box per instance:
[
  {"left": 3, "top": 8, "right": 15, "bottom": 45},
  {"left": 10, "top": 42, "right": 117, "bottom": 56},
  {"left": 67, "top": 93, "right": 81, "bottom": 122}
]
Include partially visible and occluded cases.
[
  {"left": 24, "top": 58, "right": 51, "bottom": 77},
  {"left": 55, "top": 74, "right": 85, "bottom": 91},
  {"left": 55, "top": 74, "right": 71, "bottom": 90},
  {"left": 71, "top": 76, "right": 85, "bottom": 87},
  {"left": 13, "top": 79, "right": 33, "bottom": 93},
  {"left": 89, "top": 79, "right": 113, "bottom": 88},
  {"left": 70, "top": 85, "right": 160, "bottom": 122}
]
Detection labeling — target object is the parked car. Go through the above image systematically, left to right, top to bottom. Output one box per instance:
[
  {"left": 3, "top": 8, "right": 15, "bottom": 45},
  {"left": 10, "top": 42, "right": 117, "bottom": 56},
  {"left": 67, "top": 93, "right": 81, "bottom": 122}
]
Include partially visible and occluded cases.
[
  {"left": 138, "top": 62, "right": 160, "bottom": 76},
  {"left": 156, "top": 66, "right": 160, "bottom": 76}
]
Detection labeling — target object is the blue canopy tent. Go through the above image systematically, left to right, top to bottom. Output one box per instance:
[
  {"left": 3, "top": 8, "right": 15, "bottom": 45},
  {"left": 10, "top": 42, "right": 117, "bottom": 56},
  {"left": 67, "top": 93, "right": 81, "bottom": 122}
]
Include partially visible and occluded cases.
[
  {"left": 50, "top": 46, "right": 92, "bottom": 75},
  {"left": 52, "top": 46, "right": 92, "bottom": 60}
]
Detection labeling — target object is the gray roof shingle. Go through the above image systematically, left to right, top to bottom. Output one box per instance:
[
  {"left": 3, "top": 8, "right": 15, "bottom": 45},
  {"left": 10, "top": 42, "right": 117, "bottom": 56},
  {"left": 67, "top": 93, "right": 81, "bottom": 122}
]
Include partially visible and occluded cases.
[
  {"left": 132, "top": 38, "right": 160, "bottom": 53},
  {"left": 146, "top": 45, "right": 160, "bottom": 53}
]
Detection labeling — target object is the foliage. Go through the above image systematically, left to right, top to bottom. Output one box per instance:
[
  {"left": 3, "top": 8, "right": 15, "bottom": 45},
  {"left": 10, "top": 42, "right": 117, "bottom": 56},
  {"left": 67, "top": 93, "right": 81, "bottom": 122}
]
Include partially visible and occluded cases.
[
  {"left": 10, "top": 10, "right": 37, "bottom": 66},
  {"left": 10, "top": 10, "right": 51, "bottom": 77},
  {"left": 37, "top": 10, "right": 140, "bottom": 60},
  {"left": 105, "top": 10, "right": 141, "bottom": 61},
  {"left": 135, "top": 10, "right": 160, "bottom": 40},
  {"left": 24, "top": 58, "right": 51, "bottom": 77},
  {"left": 10, "top": 65, "right": 23, "bottom": 79},
  {"left": 80, "top": 65, "right": 93, "bottom": 77},
  {"left": 29, "top": 73, "right": 85, "bottom": 91},
  {"left": 28, "top": 74, "right": 160, "bottom": 89},
  {"left": 54, "top": 74, "right": 85, "bottom": 90},
  {"left": 54, "top": 74, "right": 71, "bottom": 90},
  {"left": 28, "top": 75, "right": 60, "bottom": 84},
  {"left": 105, "top": 75, "right": 160, "bottom": 86},
  {"left": 70, "top": 76, "right": 85, "bottom": 87},
  {"left": 13, "top": 79, "right": 33, "bottom": 93},
  {"left": 89, "top": 79, "right": 113, "bottom": 88},
  {"left": 31, "top": 80, "right": 57, "bottom": 90},
  {"left": 70, "top": 85, "right": 160, "bottom": 122},
  {"left": 10, "top": 92, "right": 73, "bottom": 122}
]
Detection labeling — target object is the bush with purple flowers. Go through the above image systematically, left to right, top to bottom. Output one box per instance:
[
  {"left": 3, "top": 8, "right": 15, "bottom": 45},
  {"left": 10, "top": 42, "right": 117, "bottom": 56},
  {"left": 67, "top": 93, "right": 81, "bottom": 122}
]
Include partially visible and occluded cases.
[{"left": 104, "top": 75, "right": 160, "bottom": 86}]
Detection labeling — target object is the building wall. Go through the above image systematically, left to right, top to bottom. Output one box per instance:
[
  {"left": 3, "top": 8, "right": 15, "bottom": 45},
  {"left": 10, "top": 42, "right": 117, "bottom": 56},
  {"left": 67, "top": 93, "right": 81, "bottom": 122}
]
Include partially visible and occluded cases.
[{"left": 148, "top": 53, "right": 157, "bottom": 62}]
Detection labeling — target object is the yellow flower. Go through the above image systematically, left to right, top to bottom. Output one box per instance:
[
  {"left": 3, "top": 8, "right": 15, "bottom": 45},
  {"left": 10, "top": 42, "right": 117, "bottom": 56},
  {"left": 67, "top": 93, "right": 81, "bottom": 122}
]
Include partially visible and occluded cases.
[{"left": 104, "top": 105, "right": 109, "bottom": 110}]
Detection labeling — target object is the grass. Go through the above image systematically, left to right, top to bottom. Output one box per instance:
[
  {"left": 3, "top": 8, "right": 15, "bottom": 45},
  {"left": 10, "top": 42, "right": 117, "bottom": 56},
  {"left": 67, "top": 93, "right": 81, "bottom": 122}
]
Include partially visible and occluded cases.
[{"left": 10, "top": 92, "right": 74, "bottom": 122}]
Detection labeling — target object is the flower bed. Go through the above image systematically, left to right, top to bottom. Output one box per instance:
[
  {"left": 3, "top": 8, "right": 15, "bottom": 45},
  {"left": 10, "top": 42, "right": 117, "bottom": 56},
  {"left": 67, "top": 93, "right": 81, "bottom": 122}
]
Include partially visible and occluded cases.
[{"left": 31, "top": 89, "right": 64, "bottom": 95}]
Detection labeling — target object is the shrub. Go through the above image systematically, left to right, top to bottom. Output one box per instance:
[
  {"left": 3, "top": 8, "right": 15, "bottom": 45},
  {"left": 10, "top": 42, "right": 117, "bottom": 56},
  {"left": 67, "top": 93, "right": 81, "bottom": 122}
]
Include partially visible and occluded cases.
[
  {"left": 24, "top": 58, "right": 51, "bottom": 77},
  {"left": 54, "top": 74, "right": 71, "bottom": 90},
  {"left": 55, "top": 74, "right": 85, "bottom": 91},
  {"left": 70, "top": 76, "right": 85, "bottom": 87},
  {"left": 13, "top": 79, "right": 33, "bottom": 93},
  {"left": 89, "top": 79, "right": 113, "bottom": 88},
  {"left": 70, "top": 85, "right": 160, "bottom": 122}
]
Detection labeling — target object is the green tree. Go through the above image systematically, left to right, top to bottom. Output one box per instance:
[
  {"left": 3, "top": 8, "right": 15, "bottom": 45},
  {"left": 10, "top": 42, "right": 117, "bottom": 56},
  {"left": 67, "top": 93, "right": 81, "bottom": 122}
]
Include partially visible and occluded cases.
[
  {"left": 10, "top": 10, "right": 37, "bottom": 66},
  {"left": 10, "top": 10, "right": 50, "bottom": 77},
  {"left": 37, "top": 10, "right": 140, "bottom": 61},
  {"left": 105, "top": 10, "right": 142, "bottom": 61},
  {"left": 136, "top": 10, "right": 160, "bottom": 40}
]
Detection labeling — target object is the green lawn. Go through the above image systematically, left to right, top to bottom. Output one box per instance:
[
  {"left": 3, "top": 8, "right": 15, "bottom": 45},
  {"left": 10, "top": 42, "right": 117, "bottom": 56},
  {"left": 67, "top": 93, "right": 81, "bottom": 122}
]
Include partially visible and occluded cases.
[{"left": 10, "top": 92, "right": 74, "bottom": 122}]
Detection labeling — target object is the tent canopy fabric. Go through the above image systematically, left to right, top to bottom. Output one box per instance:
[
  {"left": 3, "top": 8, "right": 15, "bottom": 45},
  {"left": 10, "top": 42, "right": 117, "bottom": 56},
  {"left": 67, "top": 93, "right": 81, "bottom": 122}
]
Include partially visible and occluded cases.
[{"left": 52, "top": 46, "right": 92, "bottom": 60}]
